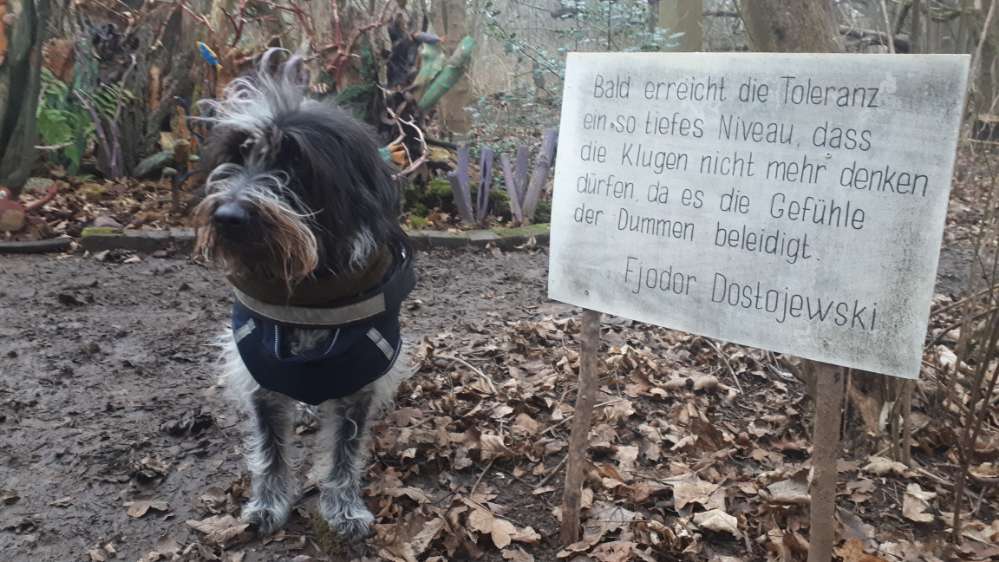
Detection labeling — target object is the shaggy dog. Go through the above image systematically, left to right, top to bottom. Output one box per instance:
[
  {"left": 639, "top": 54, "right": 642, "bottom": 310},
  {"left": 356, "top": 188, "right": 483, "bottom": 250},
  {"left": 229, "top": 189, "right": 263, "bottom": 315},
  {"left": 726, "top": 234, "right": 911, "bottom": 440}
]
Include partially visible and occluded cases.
[{"left": 193, "top": 50, "right": 414, "bottom": 541}]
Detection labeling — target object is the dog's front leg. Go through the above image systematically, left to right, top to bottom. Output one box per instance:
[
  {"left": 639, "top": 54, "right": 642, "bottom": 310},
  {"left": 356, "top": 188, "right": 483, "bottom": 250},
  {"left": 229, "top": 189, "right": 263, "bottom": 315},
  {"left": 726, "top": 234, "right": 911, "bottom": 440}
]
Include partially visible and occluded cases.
[
  {"left": 241, "top": 389, "right": 298, "bottom": 534},
  {"left": 318, "top": 390, "right": 376, "bottom": 541}
]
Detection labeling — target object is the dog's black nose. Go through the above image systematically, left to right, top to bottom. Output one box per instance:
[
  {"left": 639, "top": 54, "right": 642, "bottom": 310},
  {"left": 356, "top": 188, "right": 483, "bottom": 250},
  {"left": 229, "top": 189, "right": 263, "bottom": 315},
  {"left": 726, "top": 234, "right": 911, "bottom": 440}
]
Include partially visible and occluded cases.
[{"left": 213, "top": 202, "right": 250, "bottom": 227}]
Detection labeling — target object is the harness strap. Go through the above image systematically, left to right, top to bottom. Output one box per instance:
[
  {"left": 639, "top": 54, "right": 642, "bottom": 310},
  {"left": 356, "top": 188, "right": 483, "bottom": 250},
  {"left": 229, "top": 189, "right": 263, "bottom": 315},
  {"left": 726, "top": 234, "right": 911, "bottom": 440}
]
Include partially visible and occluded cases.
[
  {"left": 232, "top": 249, "right": 415, "bottom": 329},
  {"left": 234, "top": 287, "right": 386, "bottom": 327}
]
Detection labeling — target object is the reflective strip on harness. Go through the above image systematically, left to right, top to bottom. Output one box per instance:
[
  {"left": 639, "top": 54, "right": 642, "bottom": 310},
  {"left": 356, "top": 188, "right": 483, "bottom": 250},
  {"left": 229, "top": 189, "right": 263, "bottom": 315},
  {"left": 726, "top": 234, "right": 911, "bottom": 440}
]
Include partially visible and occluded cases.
[
  {"left": 233, "top": 287, "right": 386, "bottom": 327},
  {"left": 234, "top": 318, "right": 256, "bottom": 343},
  {"left": 366, "top": 328, "right": 396, "bottom": 361}
]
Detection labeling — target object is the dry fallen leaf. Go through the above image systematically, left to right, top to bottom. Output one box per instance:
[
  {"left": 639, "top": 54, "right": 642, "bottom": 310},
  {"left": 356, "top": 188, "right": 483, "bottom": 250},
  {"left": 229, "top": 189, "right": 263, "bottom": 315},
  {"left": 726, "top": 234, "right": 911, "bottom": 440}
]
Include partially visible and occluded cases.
[
  {"left": 936, "top": 345, "right": 957, "bottom": 370},
  {"left": 512, "top": 413, "right": 541, "bottom": 436},
  {"left": 614, "top": 445, "right": 639, "bottom": 475},
  {"left": 862, "top": 456, "right": 908, "bottom": 477},
  {"left": 767, "top": 471, "right": 810, "bottom": 505},
  {"left": 666, "top": 472, "right": 722, "bottom": 510},
  {"left": 902, "top": 483, "right": 936, "bottom": 523},
  {"left": 48, "top": 496, "right": 73, "bottom": 508},
  {"left": 126, "top": 499, "right": 169, "bottom": 518},
  {"left": 582, "top": 502, "right": 639, "bottom": 546},
  {"left": 468, "top": 508, "right": 519, "bottom": 549},
  {"left": 693, "top": 508, "right": 739, "bottom": 536},
  {"left": 186, "top": 514, "right": 251, "bottom": 546},
  {"left": 410, "top": 517, "right": 446, "bottom": 556},
  {"left": 511, "top": 525, "right": 541, "bottom": 544},
  {"left": 138, "top": 536, "right": 181, "bottom": 562},
  {"left": 835, "top": 538, "right": 890, "bottom": 562},
  {"left": 591, "top": 540, "right": 637, "bottom": 562},
  {"left": 502, "top": 547, "right": 536, "bottom": 562}
]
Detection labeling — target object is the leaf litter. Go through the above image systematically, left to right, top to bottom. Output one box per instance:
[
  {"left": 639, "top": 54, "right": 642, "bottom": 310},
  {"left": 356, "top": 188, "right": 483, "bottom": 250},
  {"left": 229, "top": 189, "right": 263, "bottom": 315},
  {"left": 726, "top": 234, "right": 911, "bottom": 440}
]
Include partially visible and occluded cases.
[{"left": 3, "top": 213, "right": 997, "bottom": 560}]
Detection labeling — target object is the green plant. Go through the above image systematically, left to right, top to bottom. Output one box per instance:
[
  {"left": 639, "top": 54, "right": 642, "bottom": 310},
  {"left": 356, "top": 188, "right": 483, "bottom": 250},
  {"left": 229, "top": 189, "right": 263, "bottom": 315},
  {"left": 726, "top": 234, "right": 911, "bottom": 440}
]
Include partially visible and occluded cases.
[{"left": 37, "top": 68, "right": 94, "bottom": 175}]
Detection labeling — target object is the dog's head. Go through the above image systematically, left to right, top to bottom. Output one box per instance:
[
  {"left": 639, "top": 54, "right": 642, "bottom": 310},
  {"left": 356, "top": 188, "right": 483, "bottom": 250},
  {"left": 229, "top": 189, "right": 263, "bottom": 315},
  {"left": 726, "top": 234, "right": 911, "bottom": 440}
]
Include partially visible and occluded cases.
[{"left": 194, "top": 50, "right": 403, "bottom": 286}]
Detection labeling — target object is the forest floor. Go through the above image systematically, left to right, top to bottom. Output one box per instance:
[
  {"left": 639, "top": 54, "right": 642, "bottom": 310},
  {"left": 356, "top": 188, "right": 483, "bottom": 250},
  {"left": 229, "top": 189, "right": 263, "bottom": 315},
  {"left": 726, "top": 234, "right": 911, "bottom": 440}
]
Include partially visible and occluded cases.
[{"left": 0, "top": 147, "right": 997, "bottom": 562}]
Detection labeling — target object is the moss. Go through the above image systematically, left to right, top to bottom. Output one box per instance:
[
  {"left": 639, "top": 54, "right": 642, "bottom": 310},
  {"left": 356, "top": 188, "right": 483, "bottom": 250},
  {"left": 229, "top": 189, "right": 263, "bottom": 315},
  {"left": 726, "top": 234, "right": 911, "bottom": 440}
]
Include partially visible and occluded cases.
[
  {"left": 403, "top": 177, "right": 454, "bottom": 218},
  {"left": 532, "top": 198, "right": 552, "bottom": 223},
  {"left": 409, "top": 215, "right": 429, "bottom": 229},
  {"left": 493, "top": 223, "right": 550, "bottom": 237},
  {"left": 81, "top": 226, "right": 121, "bottom": 236}
]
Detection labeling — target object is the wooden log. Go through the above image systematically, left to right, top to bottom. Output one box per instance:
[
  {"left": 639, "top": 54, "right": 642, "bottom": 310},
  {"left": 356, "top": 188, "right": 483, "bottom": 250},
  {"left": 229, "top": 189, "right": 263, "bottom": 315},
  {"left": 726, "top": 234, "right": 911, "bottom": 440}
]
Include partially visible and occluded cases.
[
  {"left": 560, "top": 309, "right": 601, "bottom": 545},
  {"left": 808, "top": 362, "right": 845, "bottom": 562}
]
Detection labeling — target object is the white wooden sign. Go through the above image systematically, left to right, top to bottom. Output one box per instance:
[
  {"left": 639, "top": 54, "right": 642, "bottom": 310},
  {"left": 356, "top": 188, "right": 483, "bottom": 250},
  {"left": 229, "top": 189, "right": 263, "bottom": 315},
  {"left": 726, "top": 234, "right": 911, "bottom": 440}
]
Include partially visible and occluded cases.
[{"left": 548, "top": 53, "right": 969, "bottom": 378}]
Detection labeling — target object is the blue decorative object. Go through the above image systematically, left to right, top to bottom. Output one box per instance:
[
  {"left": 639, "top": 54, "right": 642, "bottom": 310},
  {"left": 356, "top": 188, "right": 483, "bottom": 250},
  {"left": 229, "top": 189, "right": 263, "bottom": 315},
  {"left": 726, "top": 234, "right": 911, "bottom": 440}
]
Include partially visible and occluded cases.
[{"left": 198, "top": 42, "right": 222, "bottom": 68}]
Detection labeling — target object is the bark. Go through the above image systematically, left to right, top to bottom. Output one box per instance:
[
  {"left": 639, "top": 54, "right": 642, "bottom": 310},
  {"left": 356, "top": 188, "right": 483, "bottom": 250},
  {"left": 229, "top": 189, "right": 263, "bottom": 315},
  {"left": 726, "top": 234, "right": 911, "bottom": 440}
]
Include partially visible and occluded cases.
[
  {"left": 0, "top": 0, "right": 49, "bottom": 198},
  {"left": 431, "top": 0, "right": 472, "bottom": 133},
  {"left": 659, "top": 0, "right": 703, "bottom": 51},
  {"left": 738, "top": 0, "right": 842, "bottom": 53},
  {"left": 911, "top": 0, "right": 923, "bottom": 53},
  {"left": 973, "top": 0, "right": 999, "bottom": 115},
  {"left": 63, "top": 1, "right": 201, "bottom": 176},
  {"left": 127, "top": 4, "right": 200, "bottom": 175},
  {"left": 560, "top": 309, "right": 601, "bottom": 545},
  {"left": 808, "top": 365, "right": 845, "bottom": 562}
]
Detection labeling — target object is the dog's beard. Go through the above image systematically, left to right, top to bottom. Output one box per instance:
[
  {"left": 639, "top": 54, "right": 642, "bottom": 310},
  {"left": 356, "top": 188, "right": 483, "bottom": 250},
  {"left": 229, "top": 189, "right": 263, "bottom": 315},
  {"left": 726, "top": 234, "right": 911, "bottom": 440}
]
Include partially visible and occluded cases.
[{"left": 194, "top": 166, "right": 319, "bottom": 287}]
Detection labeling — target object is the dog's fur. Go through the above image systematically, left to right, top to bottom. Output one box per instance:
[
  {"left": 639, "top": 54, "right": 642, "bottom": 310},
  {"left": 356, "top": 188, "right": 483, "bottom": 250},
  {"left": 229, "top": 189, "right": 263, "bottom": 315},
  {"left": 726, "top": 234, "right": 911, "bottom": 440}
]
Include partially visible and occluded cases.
[{"left": 194, "top": 50, "right": 409, "bottom": 540}]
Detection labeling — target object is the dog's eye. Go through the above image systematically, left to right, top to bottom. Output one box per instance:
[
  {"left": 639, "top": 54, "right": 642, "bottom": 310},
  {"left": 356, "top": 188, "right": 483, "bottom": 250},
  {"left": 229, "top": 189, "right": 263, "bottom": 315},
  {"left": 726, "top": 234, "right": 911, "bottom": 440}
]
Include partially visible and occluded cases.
[{"left": 239, "top": 138, "right": 254, "bottom": 158}]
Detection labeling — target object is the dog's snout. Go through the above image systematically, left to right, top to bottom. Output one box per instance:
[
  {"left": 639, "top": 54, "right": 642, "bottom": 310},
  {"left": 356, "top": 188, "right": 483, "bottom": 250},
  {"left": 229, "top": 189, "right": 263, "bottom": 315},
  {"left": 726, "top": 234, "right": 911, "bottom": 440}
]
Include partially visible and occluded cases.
[{"left": 213, "top": 202, "right": 250, "bottom": 228}]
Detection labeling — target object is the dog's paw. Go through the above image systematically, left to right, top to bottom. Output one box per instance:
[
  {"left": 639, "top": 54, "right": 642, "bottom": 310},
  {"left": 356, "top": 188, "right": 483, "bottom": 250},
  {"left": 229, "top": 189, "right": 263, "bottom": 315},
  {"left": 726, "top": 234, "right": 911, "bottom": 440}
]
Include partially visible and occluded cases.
[
  {"left": 321, "top": 495, "right": 375, "bottom": 542},
  {"left": 241, "top": 500, "right": 291, "bottom": 535}
]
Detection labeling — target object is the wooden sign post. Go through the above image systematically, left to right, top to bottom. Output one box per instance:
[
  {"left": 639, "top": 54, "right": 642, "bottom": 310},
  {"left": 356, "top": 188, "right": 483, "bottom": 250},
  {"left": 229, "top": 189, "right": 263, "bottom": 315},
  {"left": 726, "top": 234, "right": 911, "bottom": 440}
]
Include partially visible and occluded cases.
[
  {"left": 548, "top": 53, "right": 969, "bottom": 557},
  {"left": 560, "top": 309, "right": 601, "bottom": 544},
  {"left": 808, "top": 363, "right": 845, "bottom": 562}
]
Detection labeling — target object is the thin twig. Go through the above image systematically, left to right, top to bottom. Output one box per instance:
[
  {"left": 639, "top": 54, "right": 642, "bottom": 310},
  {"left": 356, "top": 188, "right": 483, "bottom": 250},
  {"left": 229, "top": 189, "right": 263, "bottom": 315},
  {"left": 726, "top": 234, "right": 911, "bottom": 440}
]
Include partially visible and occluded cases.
[
  {"left": 879, "top": 0, "right": 897, "bottom": 53},
  {"left": 178, "top": 1, "right": 215, "bottom": 33},
  {"left": 385, "top": 105, "right": 430, "bottom": 178},
  {"left": 933, "top": 283, "right": 999, "bottom": 316},
  {"left": 702, "top": 338, "right": 743, "bottom": 393},
  {"left": 438, "top": 355, "right": 498, "bottom": 395},
  {"left": 541, "top": 398, "right": 626, "bottom": 436},
  {"left": 535, "top": 454, "right": 569, "bottom": 488},
  {"left": 469, "top": 458, "right": 495, "bottom": 497}
]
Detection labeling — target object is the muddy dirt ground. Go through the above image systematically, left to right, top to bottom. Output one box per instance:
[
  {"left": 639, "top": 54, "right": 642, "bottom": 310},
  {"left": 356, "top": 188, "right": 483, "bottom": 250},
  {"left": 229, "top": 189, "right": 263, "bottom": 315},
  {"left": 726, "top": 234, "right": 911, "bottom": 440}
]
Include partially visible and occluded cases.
[
  {"left": 0, "top": 240, "right": 992, "bottom": 561},
  {"left": 0, "top": 248, "right": 556, "bottom": 561}
]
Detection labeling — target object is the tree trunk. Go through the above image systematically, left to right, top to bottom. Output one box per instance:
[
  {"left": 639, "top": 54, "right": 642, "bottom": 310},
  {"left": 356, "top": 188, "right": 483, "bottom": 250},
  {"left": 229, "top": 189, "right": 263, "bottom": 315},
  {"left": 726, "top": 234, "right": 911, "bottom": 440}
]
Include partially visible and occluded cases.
[
  {"left": 0, "top": 0, "right": 49, "bottom": 198},
  {"left": 432, "top": 0, "right": 472, "bottom": 134},
  {"left": 659, "top": 0, "right": 704, "bottom": 51},
  {"left": 738, "top": 0, "right": 842, "bottom": 52},
  {"left": 911, "top": 0, "right": 923, "bottom": 54},
  {"left": 973, "top": 0, "right": 999, "bottom": 115},
  {"left": 125, "top": 5, "right": 200, "bottom": 175}
]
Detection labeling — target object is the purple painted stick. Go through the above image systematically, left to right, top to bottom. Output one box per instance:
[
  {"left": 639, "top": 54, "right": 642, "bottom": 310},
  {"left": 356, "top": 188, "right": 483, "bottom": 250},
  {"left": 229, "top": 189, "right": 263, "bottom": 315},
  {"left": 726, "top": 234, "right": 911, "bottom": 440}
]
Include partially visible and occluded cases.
[
  {"left": 523, "top": 128, "right": 558, "bottom": 223},
  {"left": 514, "top": 144, "right": 529, "bottom": 208},
  {"left": 448, "top": 145, "right": 475, "bottom": 224},
  {"left": 476, "top": 147, "right": 495, "bottom": 224},
  {"left": 500, "top": 153, "right": 524, "bottom": 224}
]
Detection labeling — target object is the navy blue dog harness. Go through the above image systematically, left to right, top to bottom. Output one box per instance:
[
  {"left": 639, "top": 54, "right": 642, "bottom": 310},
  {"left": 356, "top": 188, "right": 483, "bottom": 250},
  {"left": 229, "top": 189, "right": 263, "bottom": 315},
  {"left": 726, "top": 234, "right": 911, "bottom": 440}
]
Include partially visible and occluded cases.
[{"left": 231, "top": 251, "right": 415, "bottom": 405}]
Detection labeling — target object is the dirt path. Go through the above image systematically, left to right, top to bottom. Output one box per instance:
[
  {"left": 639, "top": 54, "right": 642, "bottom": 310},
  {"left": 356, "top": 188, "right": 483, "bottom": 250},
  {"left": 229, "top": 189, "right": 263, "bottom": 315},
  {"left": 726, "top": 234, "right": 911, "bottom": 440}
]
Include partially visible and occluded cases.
[
  {"left": 0, "top": 240, "right": 987, "bottom": 562},
  {"left": 0, "top": 249, "right": 551, "bottom": 562}
]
